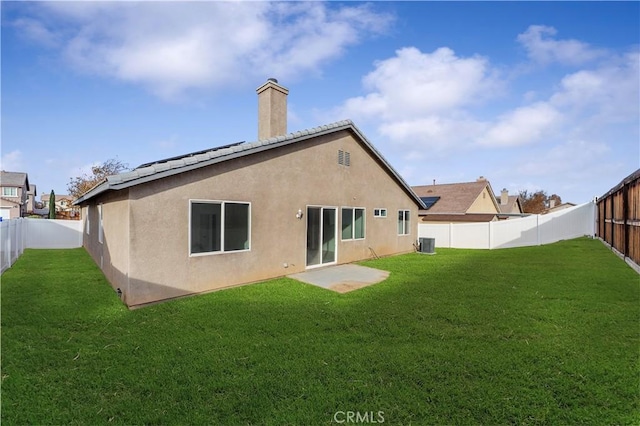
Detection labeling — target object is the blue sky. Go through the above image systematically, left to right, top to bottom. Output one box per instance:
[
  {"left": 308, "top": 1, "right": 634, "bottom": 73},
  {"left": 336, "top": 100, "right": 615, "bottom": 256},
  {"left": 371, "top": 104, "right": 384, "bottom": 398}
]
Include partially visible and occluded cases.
[{"left": 2, "top": 1, "right": 638, "bottom": 204}]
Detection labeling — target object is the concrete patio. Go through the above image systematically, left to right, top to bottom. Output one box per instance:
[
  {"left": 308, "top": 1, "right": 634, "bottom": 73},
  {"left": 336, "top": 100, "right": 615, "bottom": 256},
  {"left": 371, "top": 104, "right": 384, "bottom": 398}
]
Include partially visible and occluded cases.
[{"left": 288, "top": 264, "right": 390, "bottom": 293}]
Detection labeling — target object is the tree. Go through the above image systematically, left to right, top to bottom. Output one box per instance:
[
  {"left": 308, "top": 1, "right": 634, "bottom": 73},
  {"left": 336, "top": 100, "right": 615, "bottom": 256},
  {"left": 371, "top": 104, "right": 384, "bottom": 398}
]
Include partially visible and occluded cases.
[
  {"left": 68, "top": 158, "right": 128, "bottom": 200},
  {"left": 48, "top": 190, "right": 56, "bottom": 219},
  {"left": 519, "top": 190, "right": 563, "bottom": 214},
  {"left": 519, "top": 190, "right": 547, "bottom": 214}
]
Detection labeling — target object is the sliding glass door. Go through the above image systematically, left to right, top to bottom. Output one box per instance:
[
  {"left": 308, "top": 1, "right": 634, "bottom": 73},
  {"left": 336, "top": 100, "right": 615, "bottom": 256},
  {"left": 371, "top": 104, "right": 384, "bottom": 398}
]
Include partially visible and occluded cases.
[{"left": 306, "top": 206, "right": 336, "bottom": 267}]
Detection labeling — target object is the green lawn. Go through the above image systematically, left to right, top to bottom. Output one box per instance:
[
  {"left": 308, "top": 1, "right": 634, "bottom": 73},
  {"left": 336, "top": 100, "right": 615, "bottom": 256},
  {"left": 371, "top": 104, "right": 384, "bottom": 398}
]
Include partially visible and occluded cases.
[{"left": 1, "top": 238, "right": 638, "bottom": 425}]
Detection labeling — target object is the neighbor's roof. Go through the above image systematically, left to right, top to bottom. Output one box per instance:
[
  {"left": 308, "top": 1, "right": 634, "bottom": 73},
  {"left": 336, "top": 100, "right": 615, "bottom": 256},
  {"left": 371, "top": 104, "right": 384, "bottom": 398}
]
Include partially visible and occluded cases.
[
  {"left": 74, "top": 120, "right": 425, "bottom": 208},
  {"left": 1, "top": 171, "right": 29, "bottom": 188},
  {"left": 412, "top": 181, "right": 499, "bottom": 214},
  {"left": 40, "top": 194, "right": 74, "bottom": 202},
  {"left": 496, "top": 195, "right": 522, "bottom": 214},
  {"left": 420, "top": 213, "right": 499, "bottom": 223}
]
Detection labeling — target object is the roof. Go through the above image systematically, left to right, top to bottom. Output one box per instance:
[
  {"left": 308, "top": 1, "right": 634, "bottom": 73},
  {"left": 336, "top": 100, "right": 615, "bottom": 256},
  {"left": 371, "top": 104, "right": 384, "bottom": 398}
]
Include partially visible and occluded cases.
[
  {"left": 74, "top": 120, "right": 425, "bottom": 209},
  {"left": 1, "top": 171, "right": 29, "bottom": 188},
  {"left": 412, "top": 180, "right": 498, "bottom": 214},
  {"left": 40, "top": 194, "right": 74, "bottom": 202},
  {"left": 497, "top": 195, "right": 522, "bottom": 214},
  {"left": 420, "top": 213, "right": 498, "bottom": 222}
]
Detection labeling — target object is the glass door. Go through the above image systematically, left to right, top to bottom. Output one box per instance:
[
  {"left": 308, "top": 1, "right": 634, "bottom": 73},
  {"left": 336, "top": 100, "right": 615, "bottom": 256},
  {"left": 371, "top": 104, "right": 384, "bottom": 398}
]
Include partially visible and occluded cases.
[{"left": 306, "top": 206, "right": 336, "bottom": 267}]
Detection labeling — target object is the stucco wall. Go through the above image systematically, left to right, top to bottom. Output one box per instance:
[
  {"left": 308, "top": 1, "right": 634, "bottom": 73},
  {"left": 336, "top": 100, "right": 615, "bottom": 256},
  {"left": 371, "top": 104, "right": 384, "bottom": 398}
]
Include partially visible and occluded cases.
[
  {"left": 89, "top": 130, "right": 418, "bottom": 306},
  {"left": 467, "top": 187, "right": 499, "bottom": 214},
  {"left": 82, "top": 190, "right": 130, "bottom": 298}
]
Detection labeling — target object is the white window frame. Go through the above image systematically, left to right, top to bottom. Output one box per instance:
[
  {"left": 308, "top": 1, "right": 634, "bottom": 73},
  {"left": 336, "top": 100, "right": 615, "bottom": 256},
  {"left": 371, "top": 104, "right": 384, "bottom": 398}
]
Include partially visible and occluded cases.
[
  {"left": 2, "top": 187, "right": 18, "bottom": 197},
  {"left": 189, "top": 199, "right": 251, "bottom": 257},
  {"left": 98, "top": 204, "right": 103, "bottom": 244},
  {"left": 86, "top": 205, "right": 91, "bottom": 235},
  {"left": 341, "top": 207, "right": 365, "bottom": 241},
  {"left": 374, "top": 208, "right": 387, "bottom": 218},
  {"left": 398, "top": 209, "right": 410, "bottom": 236}
]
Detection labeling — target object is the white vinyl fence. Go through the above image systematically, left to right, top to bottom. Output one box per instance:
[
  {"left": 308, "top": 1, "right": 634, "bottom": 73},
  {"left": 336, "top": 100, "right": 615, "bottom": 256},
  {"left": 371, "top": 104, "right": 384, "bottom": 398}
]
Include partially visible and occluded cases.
[
  {"left": 418, "top": 202, "right": 596, "bottom": 249},
  {"left": 0, "top": 218, "right": 83, "bottom": 273}
]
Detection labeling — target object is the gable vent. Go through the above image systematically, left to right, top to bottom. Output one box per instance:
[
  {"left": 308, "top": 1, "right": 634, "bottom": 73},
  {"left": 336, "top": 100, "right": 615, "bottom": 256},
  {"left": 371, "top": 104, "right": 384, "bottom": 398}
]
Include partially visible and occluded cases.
[{"left": 338, "top": 150, "right": 351, "bottom": 167}]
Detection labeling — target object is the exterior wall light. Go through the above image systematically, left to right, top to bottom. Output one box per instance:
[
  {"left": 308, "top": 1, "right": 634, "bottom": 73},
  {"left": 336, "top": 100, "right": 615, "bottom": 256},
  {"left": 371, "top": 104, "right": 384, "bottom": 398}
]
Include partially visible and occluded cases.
[{"left": 296, "top": 209, "right": 303, "bottom": 219}]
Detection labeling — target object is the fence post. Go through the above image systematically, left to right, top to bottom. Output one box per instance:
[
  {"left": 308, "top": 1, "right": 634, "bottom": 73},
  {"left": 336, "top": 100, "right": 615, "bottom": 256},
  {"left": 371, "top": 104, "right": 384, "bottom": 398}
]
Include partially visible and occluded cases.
[
  {"left": 536, "top": 214, "right": 540, "bottom": 246},
  {"left": 488, "top": 220, "right": 493, "bottom": 249}
]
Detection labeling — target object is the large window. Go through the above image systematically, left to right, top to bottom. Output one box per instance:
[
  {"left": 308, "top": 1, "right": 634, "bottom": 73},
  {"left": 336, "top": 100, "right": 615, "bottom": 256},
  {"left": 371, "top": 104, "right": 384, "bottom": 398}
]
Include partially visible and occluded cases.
[
  {"left": 2, "top": 187, "right": 17, "bottom": 197},
  {"left": 190, "top": 201, "right": 250, "bottom": 255},
  {"left": 341, "top": 207, "right": 365, "bottom": 240},
  {"left": 398, "top": 210, "right": 410, "bottom": 235}
]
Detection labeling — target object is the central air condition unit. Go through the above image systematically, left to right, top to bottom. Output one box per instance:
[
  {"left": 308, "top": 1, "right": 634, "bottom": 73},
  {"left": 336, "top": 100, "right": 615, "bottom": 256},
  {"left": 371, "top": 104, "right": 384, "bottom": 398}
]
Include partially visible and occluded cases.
[{"left": 419, "top": 237, "right": 436, "bottom": 255}]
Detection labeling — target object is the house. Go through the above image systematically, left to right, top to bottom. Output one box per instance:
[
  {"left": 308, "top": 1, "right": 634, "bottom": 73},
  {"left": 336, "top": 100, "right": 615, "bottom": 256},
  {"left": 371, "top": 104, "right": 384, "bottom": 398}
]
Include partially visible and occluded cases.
[
  {"left": 74, "top": 79, "right": 424, "bottom": 307},
  {"left": 0, "top": 171, "right": 30, "bottom": 219},
  {"left": 412, "top": 177, "right": 504, "bottom": 223},
  {"left": 26, "top": 184, "right": 37, "bottom": 214},
  {"left": 496, "top": 188, "right": 524, "bottom": 215},
  {"left": 41, "top": 193, "right": 81, "bottom": 219},
  {"left": 542, "top": 200, "right": 576, "bottom": 214}
]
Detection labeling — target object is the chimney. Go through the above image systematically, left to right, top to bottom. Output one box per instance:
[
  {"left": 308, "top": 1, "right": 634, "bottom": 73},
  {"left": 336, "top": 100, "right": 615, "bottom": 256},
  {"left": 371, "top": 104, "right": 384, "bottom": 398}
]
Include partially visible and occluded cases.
[
  {"left": 256, "top": 78, "right": 289, "bottom": 140},
  {"left": 476, "top": 176, "right": 487, "bottom": 182},
  {"left": 501, "top": 188, "right": 508, "bottom": 205},
  {"left": 549, "top": 199, "right": 556, "bottom": 208}
]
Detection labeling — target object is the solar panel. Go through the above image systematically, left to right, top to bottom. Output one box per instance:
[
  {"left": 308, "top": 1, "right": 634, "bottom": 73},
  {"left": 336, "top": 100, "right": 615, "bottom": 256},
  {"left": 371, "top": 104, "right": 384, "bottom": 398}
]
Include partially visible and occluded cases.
[
  {"left": 136, "top": 141, "right": 245, "bottom": 169},
  {"left": 420, "top": 196, "right": 440, "bottom": 210}
]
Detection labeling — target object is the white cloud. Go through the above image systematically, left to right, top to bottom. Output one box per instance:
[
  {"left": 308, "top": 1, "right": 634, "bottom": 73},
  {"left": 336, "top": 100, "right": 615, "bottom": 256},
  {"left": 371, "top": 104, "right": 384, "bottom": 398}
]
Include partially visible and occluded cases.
[
  {"left": 20, "top": 2, "right": 393, "bottom": 100},
  {"left": 12, "top": 17, "right": 60, "bottom": 47},
  {"left": 517, "top": 25, "right": 606, "bottom": 65},
  {"left": 333, "top": 46, "right": 501, "bottom": 153},
  {"left": 340, "top": 47, "right": 499, "bottom": 121},
  {"left": 550, "top": 51, "right": 640, "bottom": 123},
  {"left": 477, "top": 102, "right": 562, "bottom": 147},
  {"left": 0, "top": 150, "right": 24, "bottom": 171}
]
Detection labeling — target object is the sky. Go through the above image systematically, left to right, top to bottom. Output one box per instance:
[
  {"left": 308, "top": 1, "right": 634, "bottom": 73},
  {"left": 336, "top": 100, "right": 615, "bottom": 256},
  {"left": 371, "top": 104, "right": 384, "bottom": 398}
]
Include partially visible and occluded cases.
[{"left": 2, "top": 1, "right": 639, "bottom": 204}]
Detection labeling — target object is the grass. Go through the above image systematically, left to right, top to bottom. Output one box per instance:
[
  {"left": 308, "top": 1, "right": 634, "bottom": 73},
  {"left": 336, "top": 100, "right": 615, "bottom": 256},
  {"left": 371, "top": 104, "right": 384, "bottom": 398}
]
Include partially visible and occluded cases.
[{"left": 1, "top": 238, "right": 638, "bottom": 425}]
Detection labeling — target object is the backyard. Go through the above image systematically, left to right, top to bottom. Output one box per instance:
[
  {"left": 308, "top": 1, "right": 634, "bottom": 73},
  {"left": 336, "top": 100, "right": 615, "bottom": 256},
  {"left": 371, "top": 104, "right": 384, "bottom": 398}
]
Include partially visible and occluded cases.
[{"left": 1, "top": 238, "right": 638, "bottom": 425}]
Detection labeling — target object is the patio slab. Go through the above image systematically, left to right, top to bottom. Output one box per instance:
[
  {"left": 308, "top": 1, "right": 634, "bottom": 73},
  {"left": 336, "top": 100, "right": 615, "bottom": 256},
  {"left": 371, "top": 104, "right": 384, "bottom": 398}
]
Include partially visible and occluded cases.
[{"left": 288, "top": 264, "right": 390, "bottom": 293}]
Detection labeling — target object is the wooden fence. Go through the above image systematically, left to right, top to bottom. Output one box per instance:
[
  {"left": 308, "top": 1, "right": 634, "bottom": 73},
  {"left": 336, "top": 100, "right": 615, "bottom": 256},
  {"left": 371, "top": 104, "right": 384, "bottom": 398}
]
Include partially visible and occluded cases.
[{"left": 596, "top": 169, "right": 640, "bottom": 271}]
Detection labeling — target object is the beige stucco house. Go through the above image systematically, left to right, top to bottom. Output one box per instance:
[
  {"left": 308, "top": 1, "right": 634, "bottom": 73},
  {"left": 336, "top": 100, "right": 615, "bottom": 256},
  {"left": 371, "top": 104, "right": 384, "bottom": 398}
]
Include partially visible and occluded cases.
[
  {"left": 74, "top": 79, "right": 424, "bottom": 307},
  {"left": 0, "top": 171, "right": 30, "bottom": 219},
  {"left": 412, "top": 177, "right": 503, "bottom": 223},
  {"left": 496, "top": 188, "right": 524, "bottom": 215}
]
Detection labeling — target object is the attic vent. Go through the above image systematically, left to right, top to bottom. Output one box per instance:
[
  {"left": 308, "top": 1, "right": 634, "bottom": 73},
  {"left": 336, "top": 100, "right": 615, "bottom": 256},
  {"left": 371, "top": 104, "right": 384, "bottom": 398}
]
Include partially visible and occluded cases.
[{"left": 338, "top": 150, "right": 351, "bottom": 166}]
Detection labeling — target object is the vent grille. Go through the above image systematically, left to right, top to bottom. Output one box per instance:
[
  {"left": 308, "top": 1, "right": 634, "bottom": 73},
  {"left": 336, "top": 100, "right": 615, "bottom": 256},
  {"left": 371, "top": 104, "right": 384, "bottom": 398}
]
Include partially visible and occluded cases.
[{"left": 338, "top": 150, "right": 351, "bottom": 166}]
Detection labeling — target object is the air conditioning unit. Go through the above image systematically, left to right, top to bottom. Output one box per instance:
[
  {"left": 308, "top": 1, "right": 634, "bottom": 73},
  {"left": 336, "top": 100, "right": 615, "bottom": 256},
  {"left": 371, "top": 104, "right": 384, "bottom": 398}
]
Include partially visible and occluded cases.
[{"left": 419, "top": 237, "right": 436, "bottom": 255}]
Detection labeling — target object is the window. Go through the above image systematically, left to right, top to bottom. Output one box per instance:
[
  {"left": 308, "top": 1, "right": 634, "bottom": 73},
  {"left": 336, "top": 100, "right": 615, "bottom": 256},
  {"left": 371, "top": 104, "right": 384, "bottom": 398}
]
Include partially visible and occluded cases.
[
  {"left": 2, "top": 187, "right": 17, "bottom": 197},
  {"left": 190, "top": 200, "right": 250, "bottom": 255},
  {"left": 98, "top": 204, "right": 103, "bottom": 244},
  {"left": 86, "top": 206, "right": 91, "bottom": 235},
  {"left": 341, "top": 207, "right": 365, "bottom": 240},
  {"left": 374, "top": 208, "right": 387, "bottom": 218},
  {"left": 398, "top": 210, "right": 410, "bottom": 235}
]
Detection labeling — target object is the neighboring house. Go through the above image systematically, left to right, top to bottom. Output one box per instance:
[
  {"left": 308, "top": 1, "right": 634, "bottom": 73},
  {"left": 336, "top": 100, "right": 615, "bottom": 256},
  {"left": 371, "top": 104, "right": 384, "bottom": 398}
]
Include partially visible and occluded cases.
[
  {"left": 74, "top": 79, "right": 424, "bottom": 307},
  {"left": 0, "top": 171, "right": 30, "bottom": 219},
  {"left": 412, "top": 177, "right": 503, "bottom": 223},
  {"left": 26, "top": 184, "right": 37, "bottom": 214},
  {"left": 495, "top": 188, "right": 524, "bottom": 216},
  {"left": 41, "top": 194, "right": 81, "bottom": 219},
  {"left": 542, "top": 200, "right": 576, "bottom": 214}
]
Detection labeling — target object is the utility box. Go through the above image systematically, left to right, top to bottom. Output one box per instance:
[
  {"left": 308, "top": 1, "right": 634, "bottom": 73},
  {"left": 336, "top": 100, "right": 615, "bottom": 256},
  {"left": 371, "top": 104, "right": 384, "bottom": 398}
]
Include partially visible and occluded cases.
[{"left": 419, "top": 237, "right": 435, "bottom": 254}]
